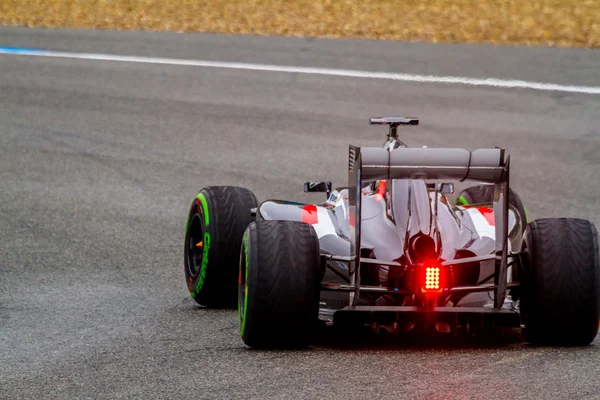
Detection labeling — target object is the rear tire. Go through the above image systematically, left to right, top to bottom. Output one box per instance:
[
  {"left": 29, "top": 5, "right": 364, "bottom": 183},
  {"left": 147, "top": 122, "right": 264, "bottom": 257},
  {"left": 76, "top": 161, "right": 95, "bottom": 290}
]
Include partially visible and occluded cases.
[
  {"left": 457, "top": 184, "right": 529, "bottom": 225},
  {"left": 184, "top": 186, "right": 258, "bottom": 308},
  {"left": 520, "top": 218, "right": 599, "bottom": 346},
  {"left": 239, "top": 221, "right": 321, "bottom": 349}
]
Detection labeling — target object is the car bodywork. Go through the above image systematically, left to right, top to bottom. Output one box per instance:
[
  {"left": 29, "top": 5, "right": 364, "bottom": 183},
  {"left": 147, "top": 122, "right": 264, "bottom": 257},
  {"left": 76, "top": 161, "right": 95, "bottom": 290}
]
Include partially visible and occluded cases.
[{"left": 257, "top": 117, "right": 524, "bottom": 334}]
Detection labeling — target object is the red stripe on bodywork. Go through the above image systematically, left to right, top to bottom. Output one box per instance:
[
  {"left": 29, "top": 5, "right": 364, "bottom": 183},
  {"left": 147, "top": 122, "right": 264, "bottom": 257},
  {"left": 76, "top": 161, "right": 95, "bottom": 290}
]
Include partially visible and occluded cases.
[
  {"left": 374, "top": 180, "right": 387, "bottom": 202},
  {"left": 302, "top": 204, "right": 318, "bottom": 224},
  {"left": 463, "top": 205, "right": 495, "bottom": 226},
  {"left": 477, "top": 206, "right": 495, "bottom": 226}
]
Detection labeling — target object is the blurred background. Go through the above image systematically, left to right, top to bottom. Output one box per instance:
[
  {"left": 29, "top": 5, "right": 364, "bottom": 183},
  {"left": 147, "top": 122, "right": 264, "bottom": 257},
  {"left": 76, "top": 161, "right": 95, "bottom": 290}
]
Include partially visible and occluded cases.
[{"left": 1, "top": 0, "right": 599, "bottom": 47}]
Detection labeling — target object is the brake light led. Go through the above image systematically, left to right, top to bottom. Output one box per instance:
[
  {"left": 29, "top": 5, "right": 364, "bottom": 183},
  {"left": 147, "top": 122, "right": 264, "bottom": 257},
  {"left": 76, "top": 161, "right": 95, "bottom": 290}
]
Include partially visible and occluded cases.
[
  {"left": 420, "top": 262, "right": 445, "bottom": 293},
  {"left": 424, "top": 267, "right": 440, "bottom": 290}
]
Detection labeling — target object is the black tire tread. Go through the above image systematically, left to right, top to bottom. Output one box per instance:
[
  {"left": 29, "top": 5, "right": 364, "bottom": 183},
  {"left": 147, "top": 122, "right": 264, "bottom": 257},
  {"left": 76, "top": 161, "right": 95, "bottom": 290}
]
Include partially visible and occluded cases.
[
  {"left": 186, "top": 186, "right": 258, "bottom": 307},
  {"left": 521, "top": 218, "right": 599, "bottom": 346},
  {"left": 242, "top": 220, "right": 321, "bottom": 349}
]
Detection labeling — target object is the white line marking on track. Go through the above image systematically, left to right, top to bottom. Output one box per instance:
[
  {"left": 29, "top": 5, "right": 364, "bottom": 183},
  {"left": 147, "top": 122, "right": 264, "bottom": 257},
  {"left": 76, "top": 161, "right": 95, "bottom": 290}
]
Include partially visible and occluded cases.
[{"left": 1, "top": 48, "right": 599, "bottom": 94}]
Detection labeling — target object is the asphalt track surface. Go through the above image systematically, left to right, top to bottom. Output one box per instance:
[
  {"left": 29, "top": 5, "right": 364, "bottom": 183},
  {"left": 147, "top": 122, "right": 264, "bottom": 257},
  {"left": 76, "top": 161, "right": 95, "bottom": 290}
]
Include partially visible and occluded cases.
[{"left": 1, "top": 27, "right": 599, "bottom": 399}]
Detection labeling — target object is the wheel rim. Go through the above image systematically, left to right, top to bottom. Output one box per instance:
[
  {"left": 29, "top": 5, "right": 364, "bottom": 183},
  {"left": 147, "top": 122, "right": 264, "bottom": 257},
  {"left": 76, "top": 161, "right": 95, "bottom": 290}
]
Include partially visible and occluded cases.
[{"left": 187, "top": 214, "right": 204, "bottom": 278}]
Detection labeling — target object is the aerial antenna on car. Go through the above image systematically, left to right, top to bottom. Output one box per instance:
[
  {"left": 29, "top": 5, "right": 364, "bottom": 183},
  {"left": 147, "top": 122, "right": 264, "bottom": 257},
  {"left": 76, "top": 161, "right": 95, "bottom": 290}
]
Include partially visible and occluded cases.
[{"left": 369, "top": 117, "right": 419, "bottom": 139}]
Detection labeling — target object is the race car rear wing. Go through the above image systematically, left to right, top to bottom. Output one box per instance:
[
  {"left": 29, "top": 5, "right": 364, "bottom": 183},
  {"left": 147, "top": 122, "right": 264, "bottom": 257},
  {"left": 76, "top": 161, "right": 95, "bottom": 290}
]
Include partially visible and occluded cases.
[
  {"left": 347, "top": 143, "right": 511, "bottom": 309},
  {"left": 358, "top": 147, "right": 506, "bottom": 183}
]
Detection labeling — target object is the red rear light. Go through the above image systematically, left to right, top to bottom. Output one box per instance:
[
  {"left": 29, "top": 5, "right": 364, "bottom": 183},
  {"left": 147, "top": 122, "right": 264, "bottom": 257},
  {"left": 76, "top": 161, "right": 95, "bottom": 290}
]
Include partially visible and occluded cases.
[
  {"left": 420, "top": 261, "right": 445, "bottom": 293},
  {"left": 424, "top": 266, "right": 440, "bottom": 290}
]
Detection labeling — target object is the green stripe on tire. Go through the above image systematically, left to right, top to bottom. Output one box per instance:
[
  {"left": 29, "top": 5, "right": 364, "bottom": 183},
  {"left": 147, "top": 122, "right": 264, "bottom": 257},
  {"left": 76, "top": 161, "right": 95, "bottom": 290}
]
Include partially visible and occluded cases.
[
  {"left": 185, "top": 192, "right": 210, "bottom": 232},
  {"left": 192, "top": 192, "right": 211, "bottom": 295},
  {"left": 195, "top": 192, "right": 210, "bottom": 226},
  {"left": 456, "top": 196, "right": 469, "bottom": 206},
  {"left": 194, "top": 232, "right": 211, "bottom": 294},
  {"left": 240, "top": 233, "right": 250, "bottom": 337}
]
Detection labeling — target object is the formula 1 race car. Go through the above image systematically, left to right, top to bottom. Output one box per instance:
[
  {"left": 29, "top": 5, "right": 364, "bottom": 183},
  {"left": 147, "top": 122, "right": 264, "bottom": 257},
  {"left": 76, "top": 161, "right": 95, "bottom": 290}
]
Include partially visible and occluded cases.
[{"left": 184, "top": 117, "right": 599, "bottom": 349}]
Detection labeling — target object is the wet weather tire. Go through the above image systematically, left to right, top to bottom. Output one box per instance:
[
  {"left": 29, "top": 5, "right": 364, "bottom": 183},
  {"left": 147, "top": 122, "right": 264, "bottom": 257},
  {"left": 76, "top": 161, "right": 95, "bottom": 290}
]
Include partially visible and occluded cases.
[
  {"left": 457, "top": 184, "right": 529, "bottom": 225},
  {"left": 184, "top": 186, "right": 258, "bottom": 308},
  {"left": 520, "top": 218, "right": 599, "bottom": 346},
  {"left": 239, "top": 221, "right": 321, "bottom": 349}
]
